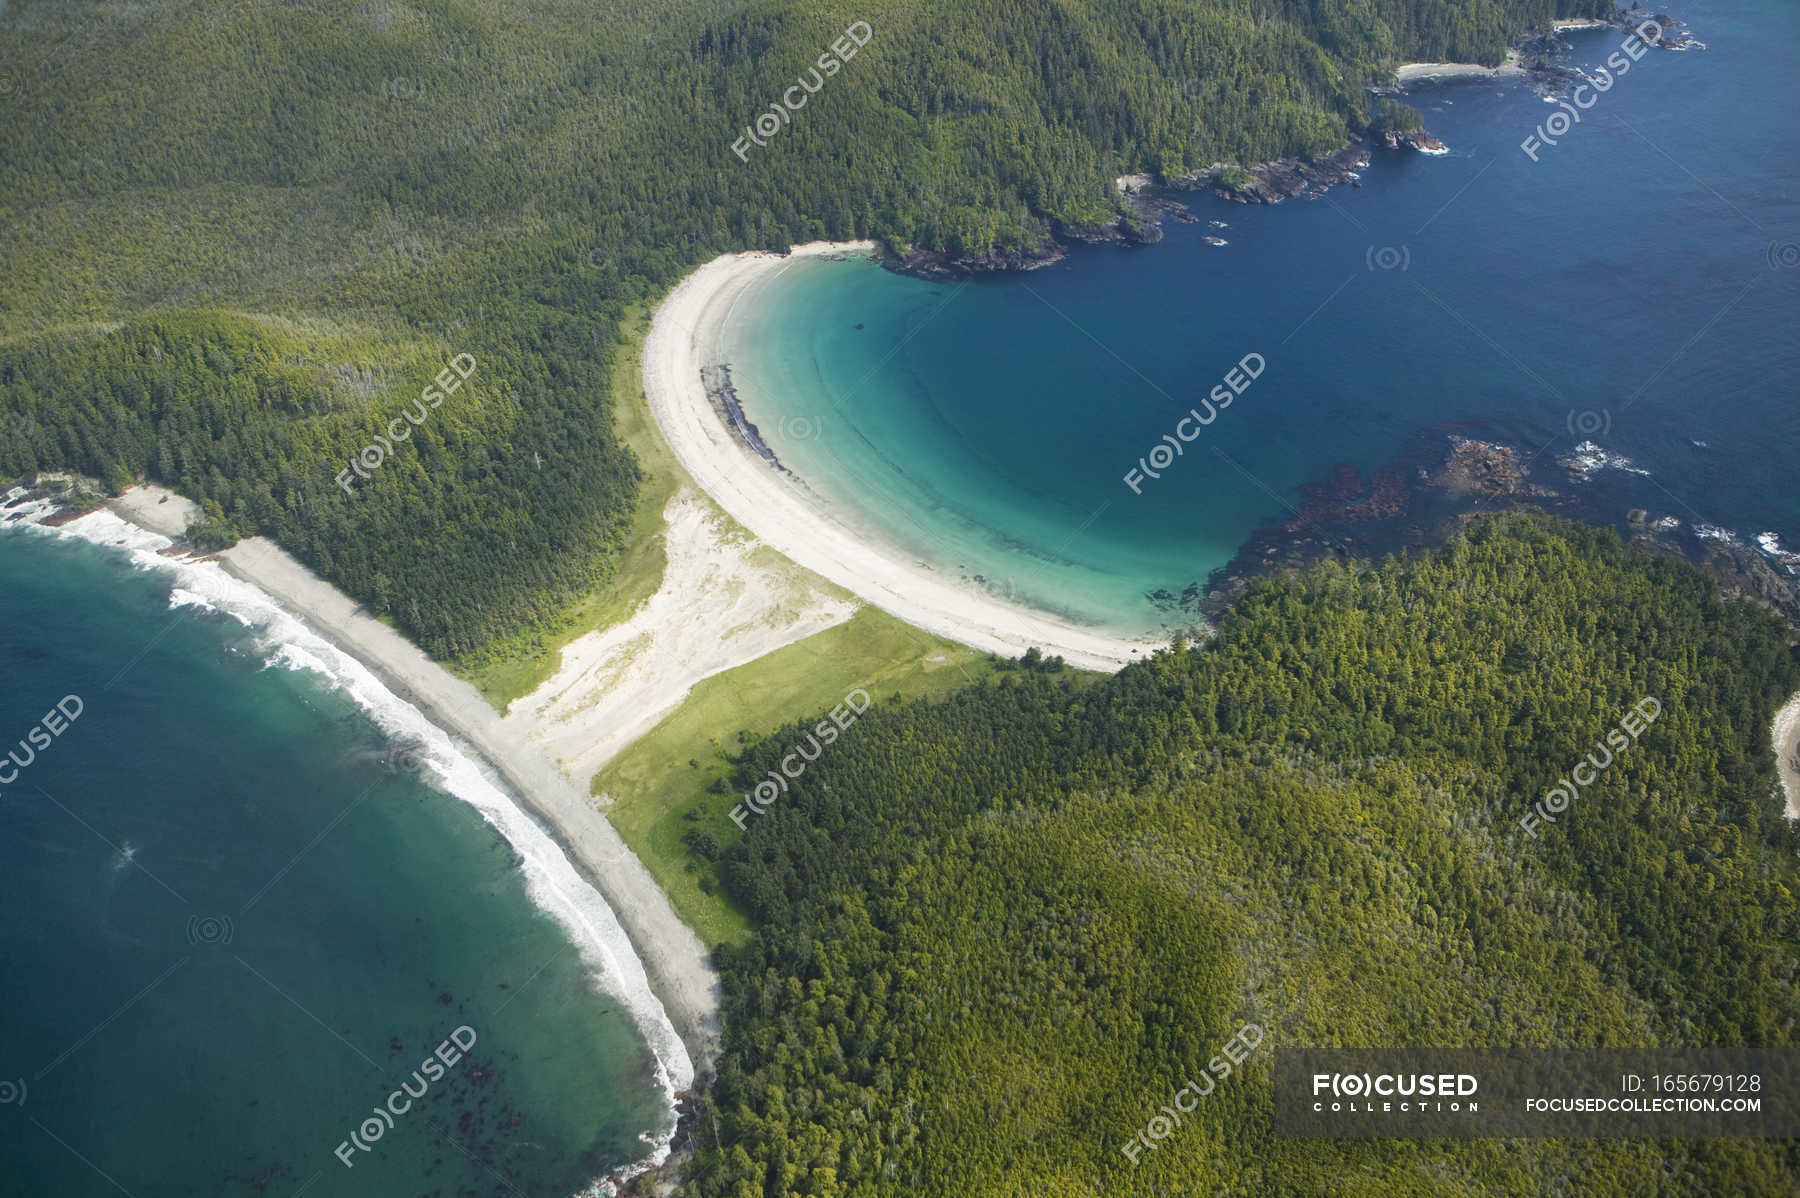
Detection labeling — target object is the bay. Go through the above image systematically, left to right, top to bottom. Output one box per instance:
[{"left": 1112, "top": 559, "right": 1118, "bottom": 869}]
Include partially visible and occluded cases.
[
  {"left": 724, "top": 0, "right": 1800, "bottom": 639},
  {"left": 0, "top": 523, "right": 673, "bottom": 1197}
]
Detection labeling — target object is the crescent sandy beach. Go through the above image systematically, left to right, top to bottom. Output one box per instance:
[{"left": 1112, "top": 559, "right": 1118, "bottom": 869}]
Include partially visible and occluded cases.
[{"left": 643, "top": 241, "right": 1165, "bottom": 674}]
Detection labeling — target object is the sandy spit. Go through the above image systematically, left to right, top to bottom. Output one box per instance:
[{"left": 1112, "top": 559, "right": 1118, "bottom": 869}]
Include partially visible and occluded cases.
[
  {"left": 641, "top": 240, "right": 1164, "bottom": 673},
  {"left": 503, "top": 487, "right": 859, "bottom": 785}
]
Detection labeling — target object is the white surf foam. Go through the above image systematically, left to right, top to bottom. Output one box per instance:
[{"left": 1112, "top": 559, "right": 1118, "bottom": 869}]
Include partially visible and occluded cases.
[
  {"left": 0, "top": 495, "right": 62, "bottom": 526},
  {"left": 7, "top": 507, "right": 690, "bottom": 1180},
  {"left": 1756, "top": 532, "right": 1800, "bottom": 575}
]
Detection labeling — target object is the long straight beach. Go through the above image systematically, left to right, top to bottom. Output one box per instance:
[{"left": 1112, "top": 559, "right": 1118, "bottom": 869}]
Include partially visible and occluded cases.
[{"left": 102, "top": 486, "right": 722, "bottom": 1080}]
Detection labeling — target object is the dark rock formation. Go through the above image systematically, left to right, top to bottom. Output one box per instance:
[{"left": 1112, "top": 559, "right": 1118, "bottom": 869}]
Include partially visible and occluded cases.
[
  {"left": 1386, "top": 129, "right": 1449, "bottom": 154},
  {"left": 1172, "top": 144, "right": 1373, "bottom": 206},
  {"left": 889, "top": 239, "right": 1066, "bottom": 280},
  {"left": 702, "top": 363, "right": 786, "bottom": 472},
  {"left": 1193, "top": 421, "right": 1799, "bottom": 636},
  {"left": 1631, "top": 529, "right": 1800, "bottom": 628}
]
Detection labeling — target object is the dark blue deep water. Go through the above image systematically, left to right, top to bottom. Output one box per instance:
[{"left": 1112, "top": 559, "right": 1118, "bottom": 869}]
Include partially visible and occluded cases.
[
  {"left": 729, "top": 0, "right": 1800, "bottom": 637},
  {"left": 2, "top": 3, "right": 1797, "bottom": 1192},
  {"left": 0, "top": 527, "right": 674, "bottom": 1196}
]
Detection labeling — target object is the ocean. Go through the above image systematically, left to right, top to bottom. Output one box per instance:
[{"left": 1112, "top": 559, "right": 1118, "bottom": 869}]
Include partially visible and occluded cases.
[
  {"left": 721, "top": 0, "right": 1800, "bottom": 640},
  {"left": 4, "top": 2, "right": 1796, "bottom": 1193},
  {"left": 0, "top": 513, "right": 679, "bottom": 1196}
]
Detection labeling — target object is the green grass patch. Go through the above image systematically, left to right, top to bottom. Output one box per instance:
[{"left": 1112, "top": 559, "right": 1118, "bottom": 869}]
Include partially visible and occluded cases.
[
  {"left": 460, "top": 302, "right": 691, "bottom": 708},
  {"left": 594, "top": 606, "right": 998, "bottom": 947}
]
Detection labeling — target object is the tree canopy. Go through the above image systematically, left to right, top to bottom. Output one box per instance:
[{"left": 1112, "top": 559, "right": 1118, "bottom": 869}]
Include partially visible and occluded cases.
[
  {"left": 1, "top": 0, "right": 1609, "bottom": 659},
  {"left": 683, "top": 515, "right": 1800, "bottom": 1195}
]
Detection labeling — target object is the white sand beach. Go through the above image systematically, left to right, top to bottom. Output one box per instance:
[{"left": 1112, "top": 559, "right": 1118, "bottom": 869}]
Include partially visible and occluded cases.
[
  {"left": 1396, "top": 50, "right": 1525, "bottom": 86},
  {"left": 86, "top": 238, "right": 1165, "bottom": 1081},
  {"left": 641, "top": 241, "right": 1164, "bottom": 673},
  {"left": 104, "top": 485, "right": 723, "bottom": 1076},
  {"left": 1772, "top": 690, "right": 1800, "bottom": 820}
]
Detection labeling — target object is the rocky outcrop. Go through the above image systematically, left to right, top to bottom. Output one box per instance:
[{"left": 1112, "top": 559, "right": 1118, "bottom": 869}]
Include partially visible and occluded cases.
[
  {"left": 1609, "top": 8, "right": 1704, "bottom": 51},
  {"left": 1385, "top": 129, "right": 1449, "bottom": 154},
  {"left": 886, "top": 131, "right": 1396, "bottom": 278},
  {"left": 1173, "top": 144, "right": 1373, "bottom": 205},
  {"left": 887, "top": 181, "right": 1181, "bottom": 279},
  {"left": 889, "top": 239, "right": 1067, "bottom": 280},
  {"left": 1193, "top": 422, "right": 1800, "bottom": 635},
  {"left": 1436, "top": 436, "right": 1531, "bottom": 498},
  {"left": 1629, "top": 526, "right": 1800, "bottom": 628},
  {"left": 619, "top": 1090, "right": 703, "bottom": 1196}
]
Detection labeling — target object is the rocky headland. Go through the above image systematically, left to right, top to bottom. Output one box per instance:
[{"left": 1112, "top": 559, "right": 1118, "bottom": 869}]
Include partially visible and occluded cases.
[
  {"left": 884, "top": 8, "right": 1694, "bottom": 280},
  {"left": 1187, "top": 428, "right": 1800, "bottom": 636}
]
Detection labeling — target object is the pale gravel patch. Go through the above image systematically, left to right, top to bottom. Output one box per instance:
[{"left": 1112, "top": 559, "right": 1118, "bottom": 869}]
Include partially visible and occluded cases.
[
  {"left": 1396, "top": 50, "right": 1526, "bottom": 86},
  {"left": 502, "top": 487, "right": 859, "bottom": 784}
]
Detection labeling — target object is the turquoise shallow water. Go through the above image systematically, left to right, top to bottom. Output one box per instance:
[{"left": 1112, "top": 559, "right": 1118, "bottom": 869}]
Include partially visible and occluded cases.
[
  {"left": 723, "top": 0, "right": 1800, "bottom": 639},
  {"left": 5, "top": 4, "right": 1799, "bottom": 1192},
  {"left": 0, "top": 524, "right": 672, "bottom": 1196}
]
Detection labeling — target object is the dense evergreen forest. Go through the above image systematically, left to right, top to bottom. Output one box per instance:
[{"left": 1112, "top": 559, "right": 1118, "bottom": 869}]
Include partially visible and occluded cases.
[
  {"left": 1, "top": 0, "right": 1609, "bottom": 658},
  {"left": 9, "top": 10, "right": 1795, "bottom": 1195},
  {"left": 686, "top": 516, "right": 1800, "bottom": 1196}
]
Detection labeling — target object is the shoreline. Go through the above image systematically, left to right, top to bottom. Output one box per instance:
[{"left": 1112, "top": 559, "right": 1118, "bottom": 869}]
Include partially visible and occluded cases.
[
  {"left": 876, "top": 19, "right": 1642, "bottom": 275},
  {"left": 1395, "top": 49, "right": 1526, "bottom": 86},
  {"left": 642, "top": 241, "right": 1166, "bottom": 673},
  {"left": 94, "top": 486, "right": 723, "bottom": 1085},
  {"left": 1773, "top": 691, "right": 1800, "bottom": 821}
]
